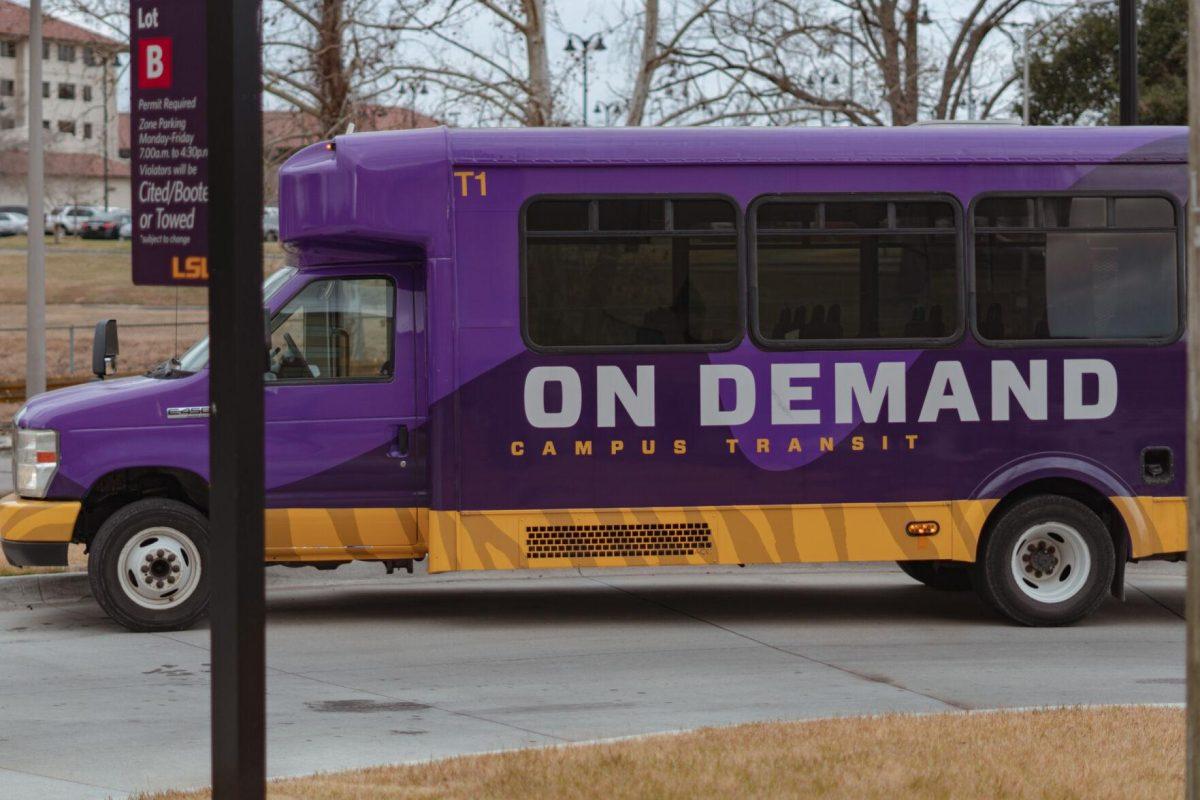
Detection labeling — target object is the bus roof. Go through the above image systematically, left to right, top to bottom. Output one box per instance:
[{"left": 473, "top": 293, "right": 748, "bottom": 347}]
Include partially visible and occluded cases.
[
  {"left": 277, "top": 125, "right": 1185, "bottom": 261},
  {"left": 438, "top": 125, "right": 1186, "bottom": 166}
]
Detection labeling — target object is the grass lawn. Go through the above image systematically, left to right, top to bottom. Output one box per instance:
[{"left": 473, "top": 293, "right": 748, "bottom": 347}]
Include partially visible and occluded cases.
[{"left": 141, "top": 706, "right": 1181, "bottom": 800}]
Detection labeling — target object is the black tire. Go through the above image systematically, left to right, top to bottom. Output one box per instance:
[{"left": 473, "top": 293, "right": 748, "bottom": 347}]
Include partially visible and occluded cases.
[
  {"left": 972, "top": 495, "right": 1115, "bottom": 627},
  {"left": 88, "top": 498, "right": 210, "bottom": 632},
  {"left": 897, "top": 560, "right": 973, "bottom": 591}
]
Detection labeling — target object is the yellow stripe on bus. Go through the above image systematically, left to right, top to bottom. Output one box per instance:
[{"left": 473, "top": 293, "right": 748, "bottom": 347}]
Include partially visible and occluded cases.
[{"left": 7, "top": 494, "right": 1179, "bottom": 569}]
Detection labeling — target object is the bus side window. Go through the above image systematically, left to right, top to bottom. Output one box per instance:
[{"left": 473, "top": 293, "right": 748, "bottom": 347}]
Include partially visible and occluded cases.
[
  {"left": 973, "top": 195, "right": 1179, "bottom": 343},
  {"left": 523, "top": 196, "right": 741, "bottom": 350},
  {"left": 752, "top": 196, "right": 960, "bottom": 345}
]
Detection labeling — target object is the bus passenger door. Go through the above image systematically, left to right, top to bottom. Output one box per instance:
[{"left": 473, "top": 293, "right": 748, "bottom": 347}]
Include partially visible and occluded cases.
[{"left": 262, "top": 266, "right": 427, "bottom": 559}]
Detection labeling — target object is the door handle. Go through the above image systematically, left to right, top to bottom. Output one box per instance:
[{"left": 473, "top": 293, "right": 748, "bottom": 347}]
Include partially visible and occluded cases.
[{"left": 388, "top": 425, "right": 410, "bottom": 460}]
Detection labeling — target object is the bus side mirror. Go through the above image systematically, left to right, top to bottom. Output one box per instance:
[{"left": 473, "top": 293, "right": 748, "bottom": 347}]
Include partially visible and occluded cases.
[{"left": 91, "top": 319, "right": 119, "bottom": 379}]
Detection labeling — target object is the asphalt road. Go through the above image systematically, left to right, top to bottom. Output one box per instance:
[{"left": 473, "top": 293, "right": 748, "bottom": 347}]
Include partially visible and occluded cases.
[{"left": 0, "top": 557, "right": 1186, "bottom": 799}]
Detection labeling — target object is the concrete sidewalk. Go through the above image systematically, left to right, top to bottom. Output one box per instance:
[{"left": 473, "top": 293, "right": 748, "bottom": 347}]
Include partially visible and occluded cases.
[{"left": 0, "top": 560, "right": 1186, "bottom": 799}]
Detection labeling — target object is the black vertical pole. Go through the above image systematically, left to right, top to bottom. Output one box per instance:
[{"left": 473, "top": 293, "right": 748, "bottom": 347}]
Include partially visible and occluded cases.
[
  {"left": 207, "top": 0, "right": 266, "bottom": 794},
  {"left": 1119, "top": 0, "right": 1139, "bottom": 125}
]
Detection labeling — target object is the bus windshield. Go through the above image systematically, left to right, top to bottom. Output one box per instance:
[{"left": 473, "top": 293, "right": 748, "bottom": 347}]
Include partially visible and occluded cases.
[{"left": 174, "top": 267, "right": 297, "bottom": 374}]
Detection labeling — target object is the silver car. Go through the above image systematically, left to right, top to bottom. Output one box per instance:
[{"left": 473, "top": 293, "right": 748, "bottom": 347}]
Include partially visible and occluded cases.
[
  {"left": 46, "top": 205, "right": 103, "bottom": 236},
  {"left": 0, "top": 211, "right": 26, "bottom": 236}
]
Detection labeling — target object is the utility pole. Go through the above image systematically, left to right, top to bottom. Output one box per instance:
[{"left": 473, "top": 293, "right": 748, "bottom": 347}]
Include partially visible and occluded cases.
[
  {"left": 26, "top": 0, "right": 45, "bottom": 398},
  {"left": 1119, "top": 0, "right": 1138, "bottom": 124},
  {"left": 1185, "top": 3, "right": 1200, "bottom": 795},
  {"left": 102, "top": 53, "right": 109, "bottom": 212}
]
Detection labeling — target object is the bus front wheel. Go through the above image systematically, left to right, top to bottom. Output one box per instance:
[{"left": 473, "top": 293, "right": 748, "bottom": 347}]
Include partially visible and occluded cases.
[
  {"left": 973, "top": 495, "right": 1115, "bottom": 627},
  {"left": 88, "top": 498, "right": 210, "bottom": 632},
  {"left": 896, "top": 560, "right": 972, "bottom": 591}
]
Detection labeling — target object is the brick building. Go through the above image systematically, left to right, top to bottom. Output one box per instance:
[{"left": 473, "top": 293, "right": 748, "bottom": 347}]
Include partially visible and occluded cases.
[{"left": 0, "top": 0, "right": 128, "bottom": 210}]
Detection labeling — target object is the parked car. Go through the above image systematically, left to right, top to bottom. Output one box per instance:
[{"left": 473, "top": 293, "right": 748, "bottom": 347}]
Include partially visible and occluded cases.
[
  {"left": 46, "top": 205, "right": 103, "bottom": 236},
  {"left": 263, "top": 206, "right": 280, "bottom": 241},
  {"left": 0, "top": 211, "right": 26, "bottom": 236},
  {"left": 81, "top": 211, "right": 132, "bottom": 240},
  {"left": 119, "top": 219, "right": 132, "bottom": 240}
]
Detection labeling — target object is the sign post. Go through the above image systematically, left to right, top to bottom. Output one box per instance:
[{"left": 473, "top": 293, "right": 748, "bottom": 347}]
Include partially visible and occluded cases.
[
  {"left": 131, "top": 0, "right": 266, "bottom": 795},
  {"left": 204, "top": 0, "right": 267, "bottom": 794},
  {"left": 1186, "top": 4, "right": 1200, "bottom": 798}
]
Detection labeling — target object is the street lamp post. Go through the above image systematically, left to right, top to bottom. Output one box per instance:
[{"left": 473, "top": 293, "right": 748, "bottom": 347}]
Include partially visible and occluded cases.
[
  {"left": 994, "top": 17, "right": 1058, "bottom": 126},
  {"left": 564, "top": 32, "right": 606, "bottom": 126},
  {"left": 805, "top": 70, "right": 839, "bottom": 126},
  {"left": 406, "top": 81, "right": 427, "bottom": 129},
  {"left": 593, "top": 100, "right": 623, "bottom": 127}
]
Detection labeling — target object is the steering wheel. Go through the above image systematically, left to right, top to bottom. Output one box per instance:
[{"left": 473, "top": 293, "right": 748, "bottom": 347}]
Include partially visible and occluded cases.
[{"left": 282, "top": 332, "right": 312, "bottom": 376}]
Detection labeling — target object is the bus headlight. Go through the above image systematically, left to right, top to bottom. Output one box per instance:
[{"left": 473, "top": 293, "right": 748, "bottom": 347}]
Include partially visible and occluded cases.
[{"left": 14, "top": 428, "right": 59, "bottom": 499}]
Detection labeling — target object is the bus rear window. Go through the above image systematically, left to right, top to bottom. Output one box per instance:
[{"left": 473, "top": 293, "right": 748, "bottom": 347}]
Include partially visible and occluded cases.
[
  {"left": 974, "top": 195, "right": 1179, "bottom": 342},
  {"left": 753, "top": 196, "right": 960, "bottom": 344},
  {"left": 524, "top": 197, "right": 740, "bottom": 349}
]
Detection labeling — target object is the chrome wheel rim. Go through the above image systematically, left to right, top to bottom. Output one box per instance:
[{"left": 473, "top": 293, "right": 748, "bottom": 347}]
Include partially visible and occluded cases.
[
  {"left": 1009, "top": 521, "right": 1090, "bottom": 604},
  {"left": 116, "top": 527, "right": 202, "bottom": 610}
]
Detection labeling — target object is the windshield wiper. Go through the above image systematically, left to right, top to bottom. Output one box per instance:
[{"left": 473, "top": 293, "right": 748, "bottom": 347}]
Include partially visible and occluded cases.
[{"left": 145, "top": 358, "right": 194, "bottom": 379}]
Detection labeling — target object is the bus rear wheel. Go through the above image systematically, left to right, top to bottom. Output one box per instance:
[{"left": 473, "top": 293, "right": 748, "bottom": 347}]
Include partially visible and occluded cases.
[
  {"left": 973, "top": 495, "right": 1114, "bottom": 626},
  {"left": 88, "top": 498, "right": 210, "bottom": 632},
  {"left": 896, "top": 560, "right": 972, "bottom": 591}
]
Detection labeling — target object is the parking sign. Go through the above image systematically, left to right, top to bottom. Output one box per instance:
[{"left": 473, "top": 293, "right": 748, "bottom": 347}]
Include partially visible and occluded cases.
[{"left": 129, "top": 0, "right": 208, "bottom": 286}]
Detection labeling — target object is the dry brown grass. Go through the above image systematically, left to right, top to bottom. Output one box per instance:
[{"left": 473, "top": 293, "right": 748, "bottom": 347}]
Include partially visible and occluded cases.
[
  {"left": 0, "top": 237, "right": 285, "bottom": 305},
  {"left": 0, "top": 239, "right": 286, "bottom": 424},
  {"left": 0, "top": 239, "right": 209, "bottom": 306},
  {"left": 0, "top": 303, "right": 208, "bottom": 380},
  {"left": 140, "top": 706, "right": 1182, "bottom": 800}
]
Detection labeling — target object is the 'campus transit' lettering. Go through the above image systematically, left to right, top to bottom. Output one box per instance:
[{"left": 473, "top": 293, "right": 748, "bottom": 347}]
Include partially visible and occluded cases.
[{"left": 521, "top": 359, "right": 1117, "bottom": 429}]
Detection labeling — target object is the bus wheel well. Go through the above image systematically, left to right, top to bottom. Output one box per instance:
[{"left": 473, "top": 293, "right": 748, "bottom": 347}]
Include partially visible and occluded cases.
[
  {"left": 74, "top": 468, "right": 209, "bottom": 547},
  {"left": 979, "top": 478, "right": 1129, "bottom": 599}
]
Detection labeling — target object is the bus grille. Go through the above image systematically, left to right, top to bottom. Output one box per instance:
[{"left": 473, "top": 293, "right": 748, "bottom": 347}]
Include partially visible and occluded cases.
[{"left": 524, "top": 522, "right": 713, "bottom": 559}]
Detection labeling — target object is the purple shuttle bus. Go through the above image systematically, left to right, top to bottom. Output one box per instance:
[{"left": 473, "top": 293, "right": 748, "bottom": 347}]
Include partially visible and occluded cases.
[{"left": 2, "top": 125, "right": 1188, "bottom": 631}]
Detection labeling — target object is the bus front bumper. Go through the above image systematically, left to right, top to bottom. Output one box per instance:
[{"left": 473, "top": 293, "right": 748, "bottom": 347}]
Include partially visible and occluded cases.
[{"left": 0, "top": 494, "right": 80, "bottom": 567}]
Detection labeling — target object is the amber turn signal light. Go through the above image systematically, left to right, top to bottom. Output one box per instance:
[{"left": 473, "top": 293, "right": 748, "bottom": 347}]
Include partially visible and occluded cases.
[{"left": 906, "top": 521, "right": 940, "bottom": 537}]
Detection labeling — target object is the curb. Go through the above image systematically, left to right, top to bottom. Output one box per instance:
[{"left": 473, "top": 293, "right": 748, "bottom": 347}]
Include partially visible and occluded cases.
[
  {"left": 0, "top": 562, "right": 841, "bottom": 610},
  {"left": 0, "top": 571, "right": 91, "bottom": 608}
]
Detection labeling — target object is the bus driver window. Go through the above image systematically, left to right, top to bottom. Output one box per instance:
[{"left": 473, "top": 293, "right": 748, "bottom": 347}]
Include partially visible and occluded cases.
[{"left": 268, "top": 277, "right": 395, "bottom": 382}]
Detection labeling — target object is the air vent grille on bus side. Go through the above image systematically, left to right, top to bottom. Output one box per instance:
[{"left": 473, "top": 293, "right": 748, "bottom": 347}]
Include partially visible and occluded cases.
[{"left": 524, "top": 522, "right": 713, "bottom": 559}]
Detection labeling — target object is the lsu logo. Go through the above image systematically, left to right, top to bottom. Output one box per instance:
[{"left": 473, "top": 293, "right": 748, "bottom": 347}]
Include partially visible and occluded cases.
[{"left": 171, "top": 255, "right": 208, "bottom": 281}]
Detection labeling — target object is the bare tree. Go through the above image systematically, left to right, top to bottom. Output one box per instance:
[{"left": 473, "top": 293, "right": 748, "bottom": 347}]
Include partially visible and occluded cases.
[
  {"left": 263, "top": 0, "right": 437, "bottom": 138},
  {"left": 397, "top": 0, "right": 558, "bottom": 127},
  {"left": 623, "top": 0, "right": 722, "bottom": 125},
  {"left": 659, "top": 0, "right": 1028, "bottom": 126}
]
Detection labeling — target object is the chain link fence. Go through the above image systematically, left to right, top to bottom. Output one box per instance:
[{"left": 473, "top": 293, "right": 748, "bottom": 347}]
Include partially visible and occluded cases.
[{"left": 0, "top": 319, "right": 208, "bottom": 390}]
